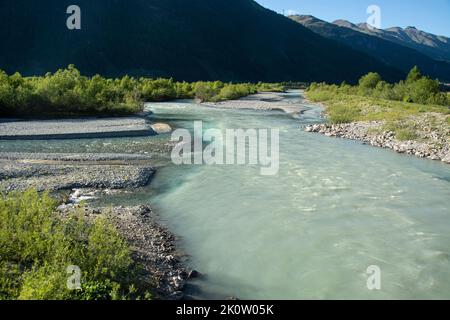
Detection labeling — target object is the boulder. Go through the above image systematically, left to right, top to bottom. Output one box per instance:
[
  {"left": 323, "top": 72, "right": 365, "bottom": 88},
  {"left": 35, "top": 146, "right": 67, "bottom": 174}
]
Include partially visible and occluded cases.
[{"left": 151, "top": 123, "right": 172, "bottom": 134}]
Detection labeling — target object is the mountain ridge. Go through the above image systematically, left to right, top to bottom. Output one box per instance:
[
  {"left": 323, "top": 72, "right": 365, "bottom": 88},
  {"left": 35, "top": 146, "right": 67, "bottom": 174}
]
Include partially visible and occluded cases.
[
  {"left": 0, "top": 0, "right": 402, "bottom": 83},
  {"left": 289, "top": 15, "right": 450, "bottom": 81},
  {"left": 332, "top": 19, "right": 450, "bottom": 62}
]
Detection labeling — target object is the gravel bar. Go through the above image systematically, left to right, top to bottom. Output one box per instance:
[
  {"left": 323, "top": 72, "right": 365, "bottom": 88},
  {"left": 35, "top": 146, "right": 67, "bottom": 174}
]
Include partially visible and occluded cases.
[
  {"left": 203, "top": 92, "right": 305, "bottom": 116},
  {"left": 0, "top": 117, "right": 156, "bottom": 140},
  {"left": 0, "top": 152, "right": 156, "bottom": 192},
  {"left": 0, "top": 152, "right": 155, "bottom": 162}
]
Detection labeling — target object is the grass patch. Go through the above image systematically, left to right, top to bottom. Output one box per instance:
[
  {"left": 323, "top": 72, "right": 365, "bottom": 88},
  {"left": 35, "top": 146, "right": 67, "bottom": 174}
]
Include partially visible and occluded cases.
[
  {"left": 306, "top": 84, "right": 449, "bottom": 126},
  {"left": 395, "top": 128, "right": 419, "bottom": 141}
]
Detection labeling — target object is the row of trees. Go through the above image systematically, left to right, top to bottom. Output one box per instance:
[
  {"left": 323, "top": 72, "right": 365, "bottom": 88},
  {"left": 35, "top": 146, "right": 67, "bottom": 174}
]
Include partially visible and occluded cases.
[
  {"left": 0, "top": 65, "right": 285, "bottom": 117},
  {"left": 0, "top": 66, "right": 143, "bottom": 116},
  {"left": 308, "top": 66, "right": 449, "bottom": 106},
  {"left": 357, "top": 66, "right": 448, "bottom": 105}
]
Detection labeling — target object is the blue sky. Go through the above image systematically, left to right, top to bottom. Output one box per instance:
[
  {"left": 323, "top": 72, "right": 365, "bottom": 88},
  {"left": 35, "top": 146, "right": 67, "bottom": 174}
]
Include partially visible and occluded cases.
[{"left": 256, "top": 0, "right": 450, "bottom": 37}]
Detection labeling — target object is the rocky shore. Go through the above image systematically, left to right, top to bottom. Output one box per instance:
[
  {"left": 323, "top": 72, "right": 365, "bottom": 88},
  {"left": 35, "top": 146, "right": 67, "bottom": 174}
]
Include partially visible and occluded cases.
[
  {"left": 305, "top": 121, "right": 450, "bottom": 164},
  {"left": 0, "top": 151, "right": 192, "bottom": 300},
  {"left": 58, "top": 203, "right": 189, "bottom": 300}
]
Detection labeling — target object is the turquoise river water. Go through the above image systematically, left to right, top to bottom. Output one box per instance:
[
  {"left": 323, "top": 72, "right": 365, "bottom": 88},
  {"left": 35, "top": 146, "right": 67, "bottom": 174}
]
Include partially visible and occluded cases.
[{"left": 2, "top": 91, "right": 450, "bottom": 299}]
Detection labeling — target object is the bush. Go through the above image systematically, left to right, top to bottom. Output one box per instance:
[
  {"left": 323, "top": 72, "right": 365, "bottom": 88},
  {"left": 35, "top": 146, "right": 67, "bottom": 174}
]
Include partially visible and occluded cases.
[
  {"left": 0, "top": 65, "right": 287, "bottom": 116},
  {"left": 0, "top": 66, "right": 145, "bottom": 117},
  {"left": 406, "top": 66, "right": 422, "bottom": 83},
  {"left": 307, "top": 67, "right": 448, "bottom": 107},
  {"left": 358, "top": 72, "right": 382, "bottom": 94},
  {"left": 410, "top": 77, "right": 440, "bottom": 104},
  {"left": 139, "top": 78, "right": 177, "bottom": 102},
  {"left": 373, "top": 81, "right": 395, "bottom": 100},
  {"left": 193, "top": 82, "right": 221, "bottom": 102},
  {"left": 256, "top": 82, "right": 285, "bottom": 92},
  {"left": 306, "top": 82, "right": 338, "bottom": 102},
  {"left": 213, "top": 83, "right": 257, "bottom": 101},
  {"left": 328, "top": 104, "right": 361, "bottom": 124},
  {"left": 0, "top": 189, "right": 148, "bottom": 300}
]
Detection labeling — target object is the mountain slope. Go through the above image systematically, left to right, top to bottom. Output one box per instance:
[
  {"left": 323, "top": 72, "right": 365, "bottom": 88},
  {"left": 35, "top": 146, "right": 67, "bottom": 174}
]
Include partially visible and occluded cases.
[
  {"left": 0, "top": 0, "right": 402, "bottom": 83},
  {"left": 290, "top": 15, "right": 450, "bottom": 81},
  {"left": 339, "top": 21, "right": 450, "bottom": 63}
]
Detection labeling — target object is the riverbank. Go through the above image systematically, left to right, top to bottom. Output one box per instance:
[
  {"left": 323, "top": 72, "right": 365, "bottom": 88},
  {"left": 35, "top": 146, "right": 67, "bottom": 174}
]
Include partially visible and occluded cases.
[
  {"left": 304, "top": 91, "right": 450, "bottom": 164},
  {"left": 305, "top": 121, "right": 450, "bottom": 163},
  {"left": 0, "top": 150, "right": 190, "bottom": 300},
  {"left": 58, "top": 203, "right": 188, "bottom": 300}
]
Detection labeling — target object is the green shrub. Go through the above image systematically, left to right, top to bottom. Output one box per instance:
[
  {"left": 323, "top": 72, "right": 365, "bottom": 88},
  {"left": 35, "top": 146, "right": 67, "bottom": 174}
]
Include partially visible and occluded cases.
[
  {"left": 0, "top": 66, "right": 286, "bottom": 116},
  {"left": 406, "top": 66, "right": 423, "bottom": 83},
  {"left": 307, "top": 67, "right": 449, "bottom": 110},
  {"left": 358, "top": 72, "right": 382, "bottom": 95},
  {"left": 410, "top": 77, "right": 440, "bottom": 104},
  {"left": 193, "top": 82, "right": 221, "bottom": 102},
  {"left": 256, "top": 82, "right": 285, "bottom": 92},
  {"left": 213, "top": 83, "right": 257, "bottom": 101},
  {"left": 328, "top": 104, "right": 360, "bottom": 124},
  {"left": 0, "top": 189, "right": 147, "bottom": 300}
]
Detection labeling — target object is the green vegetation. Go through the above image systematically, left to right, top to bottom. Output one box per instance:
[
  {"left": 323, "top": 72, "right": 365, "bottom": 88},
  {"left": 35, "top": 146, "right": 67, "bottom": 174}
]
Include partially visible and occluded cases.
[
  {"left": 0, "top": 65, "right": 286, "bottom": 117},
  {"left": 0, "top": 66, "right": 143, "bottom": 117},
  {"left": 306, "top": 66, "right": 450, "bottom": 125},
  {"left": 395, "top": 128, "right": 419, "bottom": 141},
  {"left": 0, "top": 189, "right": 149, "bottom": 300}
]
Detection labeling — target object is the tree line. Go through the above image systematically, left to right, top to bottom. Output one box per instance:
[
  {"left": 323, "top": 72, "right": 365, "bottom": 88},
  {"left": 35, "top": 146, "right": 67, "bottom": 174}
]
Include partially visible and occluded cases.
[
  {"left": 0, "top": 65, "right": 285, "bottom": 117},
  {"left": 308, "top": 66, "right": 450, "bottom": 107}
]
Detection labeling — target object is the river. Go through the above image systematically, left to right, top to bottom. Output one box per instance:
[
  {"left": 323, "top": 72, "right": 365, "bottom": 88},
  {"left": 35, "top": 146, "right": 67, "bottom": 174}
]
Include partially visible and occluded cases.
[
  {"left": 2, "top": 90, "right": 450, "bottom": 299},
  {"left": 146, "top": 92, "right": 450, "bottom": 299}
]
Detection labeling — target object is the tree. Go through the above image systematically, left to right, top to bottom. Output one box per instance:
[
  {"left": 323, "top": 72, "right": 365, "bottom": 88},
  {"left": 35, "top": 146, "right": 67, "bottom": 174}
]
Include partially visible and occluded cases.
[
  {"left": 406, "top": 66, "right": 422, "bottom": 83},
  {"left": 359, "top": 72, "right": 382, "bottom": 91},
  {"left": 410, "top": 77, "right": 440, "bottom": 104},
  {"left": 193, "top": 82, "right": 219, "bottom": 102}
]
